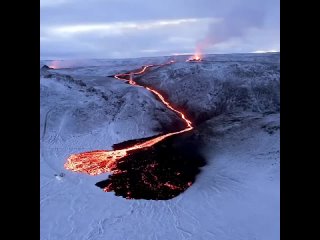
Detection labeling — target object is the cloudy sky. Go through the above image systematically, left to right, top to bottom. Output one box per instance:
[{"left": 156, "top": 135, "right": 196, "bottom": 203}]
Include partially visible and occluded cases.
[{"left": 40, "top": 0, "right": 279, "bottom": 59}]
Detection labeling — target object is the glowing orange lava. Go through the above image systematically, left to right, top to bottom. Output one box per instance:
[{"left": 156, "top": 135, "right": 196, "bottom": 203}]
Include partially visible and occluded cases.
[
  {"left": 186, "top": 54, "right": 202, "bottom": 62},
  {"left": 64, "top": 60, "right": 193, "bottom": 176}
]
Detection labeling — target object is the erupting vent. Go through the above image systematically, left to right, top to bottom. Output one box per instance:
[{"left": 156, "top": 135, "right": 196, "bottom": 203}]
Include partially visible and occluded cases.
[{"left": 186, "top": 55, "right": 202, "bottom": 62}]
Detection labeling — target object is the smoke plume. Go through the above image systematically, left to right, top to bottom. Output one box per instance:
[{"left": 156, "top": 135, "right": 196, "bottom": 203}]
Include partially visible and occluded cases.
[{"left": 196, "top": 0, "right": 269, "bottom": 54}]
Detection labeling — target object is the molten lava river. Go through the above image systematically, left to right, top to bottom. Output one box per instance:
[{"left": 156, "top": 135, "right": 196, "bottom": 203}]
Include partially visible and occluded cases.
[{"left": 64, "top": 60, "right": 205, "bottom": 200}]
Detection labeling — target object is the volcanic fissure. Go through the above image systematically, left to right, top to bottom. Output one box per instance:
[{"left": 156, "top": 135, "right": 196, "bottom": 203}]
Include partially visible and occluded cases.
[{"left": 64, "top": 59, "right": 206, "bottom": 200}]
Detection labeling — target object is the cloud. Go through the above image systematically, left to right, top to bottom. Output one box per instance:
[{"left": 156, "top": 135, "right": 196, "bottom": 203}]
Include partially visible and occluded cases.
[
  {"left": 40, "top": 0, "right": 279, "bottom": 59},
  {"left": 40, "top": 0, "right": 70, "bottom": 8},
  {"left": 193, "top": 0, "right": 279, "bottom": 54},
  {"left": 41, "top": 18, "right": 217, "bottom": 59},
  {"left": 45, "top": 18, "right": 214, "bottom": 37},
  {"left": 252, "top": 50, "right": 278, "bottom": 53}
]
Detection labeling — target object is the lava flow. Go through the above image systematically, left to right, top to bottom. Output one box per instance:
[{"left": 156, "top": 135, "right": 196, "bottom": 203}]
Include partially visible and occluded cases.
[{"left": 64, "top": 60, "right": 193, "bottom": 176}]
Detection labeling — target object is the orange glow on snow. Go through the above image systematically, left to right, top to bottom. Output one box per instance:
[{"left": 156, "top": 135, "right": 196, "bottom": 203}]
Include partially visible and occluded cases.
[{"left": 64, "top": 60, "right": 193, "bottom": 176}]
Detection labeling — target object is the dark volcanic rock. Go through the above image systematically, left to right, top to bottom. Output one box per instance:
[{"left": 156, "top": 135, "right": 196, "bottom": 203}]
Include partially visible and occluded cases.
[
  {"left": 41, "top": 65, "right": 54, "bottom": 70},
  {"left": 96, "top": 133, "right": 206, "bottom": 200}
]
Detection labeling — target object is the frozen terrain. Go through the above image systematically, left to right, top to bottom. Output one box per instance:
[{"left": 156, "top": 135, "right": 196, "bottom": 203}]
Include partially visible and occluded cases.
[{"left": 40, "top": 53, "right": 280, "bottom": 240}]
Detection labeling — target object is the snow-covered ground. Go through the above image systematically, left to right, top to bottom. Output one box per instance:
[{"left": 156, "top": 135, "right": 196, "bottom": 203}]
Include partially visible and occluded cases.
[{"left": 40, "top": 53, "right": 279, "bottom": 240}]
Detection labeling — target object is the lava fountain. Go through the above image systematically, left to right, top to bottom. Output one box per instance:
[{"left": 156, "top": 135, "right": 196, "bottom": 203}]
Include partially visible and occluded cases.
[{"left": 186, "top": 51, "right": 202, "bottom": 62}]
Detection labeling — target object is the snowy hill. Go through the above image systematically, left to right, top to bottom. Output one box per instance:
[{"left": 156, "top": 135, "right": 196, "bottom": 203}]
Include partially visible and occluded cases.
[
  {"left": 40, "top": 53, "right": 279, "bottom": 240},
  {"left": 137, "top": 53, "right": 280, "bottom": 123}
]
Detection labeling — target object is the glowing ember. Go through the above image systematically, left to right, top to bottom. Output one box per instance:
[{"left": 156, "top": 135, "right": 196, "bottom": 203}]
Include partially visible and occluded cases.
[{"left": 64, "top": 61, "right": 193, "bottom": 177}]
